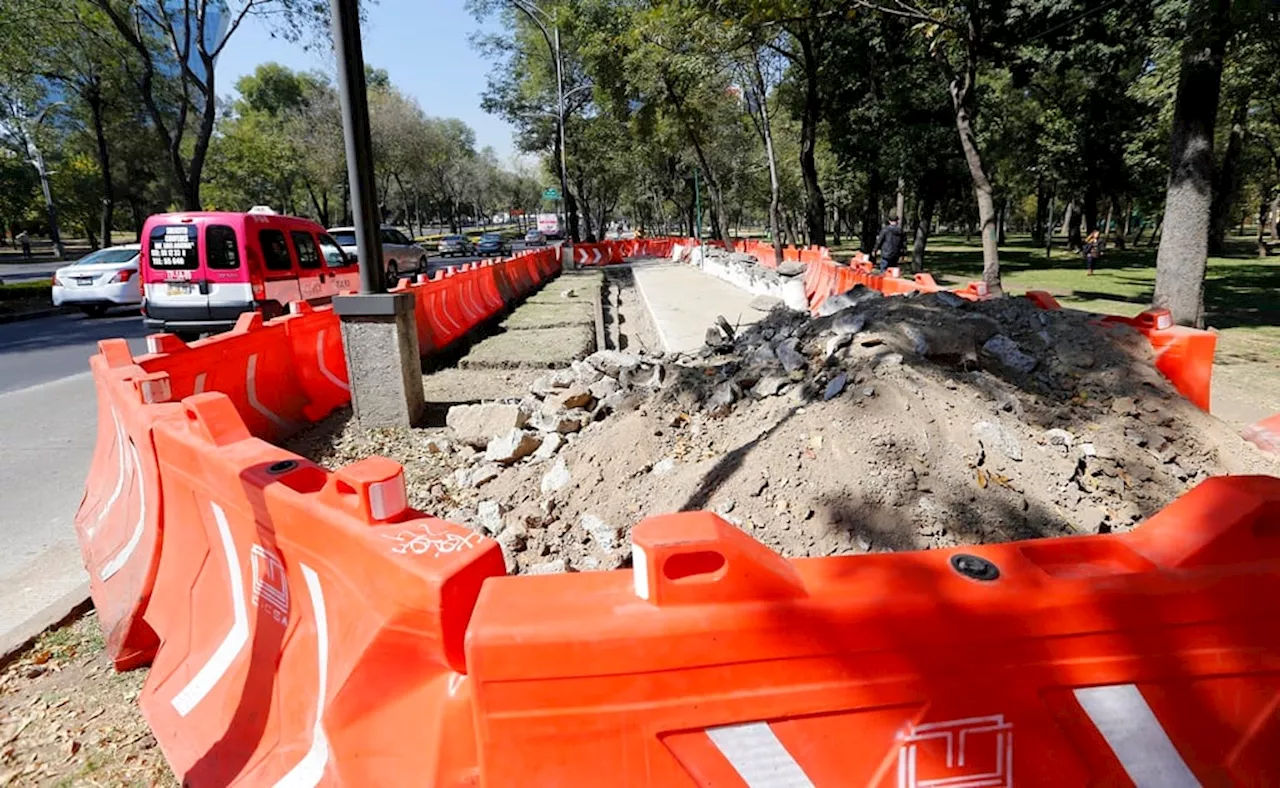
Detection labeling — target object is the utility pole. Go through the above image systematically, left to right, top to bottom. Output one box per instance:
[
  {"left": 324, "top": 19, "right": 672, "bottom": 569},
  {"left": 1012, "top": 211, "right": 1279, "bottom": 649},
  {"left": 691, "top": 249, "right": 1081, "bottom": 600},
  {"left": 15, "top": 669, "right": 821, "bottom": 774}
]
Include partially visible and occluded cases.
[
  {"left": 328, "top": 0, "right": 425, "bottom": 427},
  {"left": 510, "top": 0, "right": 580, "bottom": 243},
  {"left": 694, "top": 166, "right": 702, "bottom": 250}
]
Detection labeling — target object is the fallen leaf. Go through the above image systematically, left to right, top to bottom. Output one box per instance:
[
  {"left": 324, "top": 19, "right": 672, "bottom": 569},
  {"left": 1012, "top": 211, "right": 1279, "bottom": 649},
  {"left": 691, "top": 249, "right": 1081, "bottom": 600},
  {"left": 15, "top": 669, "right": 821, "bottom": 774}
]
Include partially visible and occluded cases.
[
  {"left": 976, "top": 468, "right": 988, "bottom": 489},
  {"left": 29, "top": 652, "right": 50, "bottom": 666}
]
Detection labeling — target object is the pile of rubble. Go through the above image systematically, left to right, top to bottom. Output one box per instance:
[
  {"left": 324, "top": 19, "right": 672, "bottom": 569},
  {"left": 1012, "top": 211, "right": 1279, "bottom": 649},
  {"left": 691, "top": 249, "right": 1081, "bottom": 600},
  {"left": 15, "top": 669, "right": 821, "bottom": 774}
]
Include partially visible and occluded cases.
[{"left": 290, "top": 287, "right": 1278, "bottom": 575}]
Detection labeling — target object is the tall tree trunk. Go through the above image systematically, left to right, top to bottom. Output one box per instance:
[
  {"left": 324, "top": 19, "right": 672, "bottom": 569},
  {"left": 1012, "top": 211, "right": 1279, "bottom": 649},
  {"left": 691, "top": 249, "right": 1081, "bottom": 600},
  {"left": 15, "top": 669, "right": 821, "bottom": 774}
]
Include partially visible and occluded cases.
[
  {"left": 1154, "top": 0, "right": 1232, "bottom": 327},
  {"left": 795, "top": 29, "right": 826, "bottom": 247},
  {"left": 947, "top": 43, "right": 1002, "bottom": 295},
  {"left": 749, "top": 55, "right": 785, "bottom": 263},
  {"left": 86, "top": 84, "right": 114, "bottom": 249},
  {"left": 1208, "top": 91, "right": 1250, "bottom": 254},
  {"left": 860, "top": 174, "right": 880, "bottom": 253},
  {"left": 895, "top": 177, "right": 906, "bottom": 223},
  {"left": 1032, "top": 177, "right": 1047, "bottom": 246},
  {"left": 1083, "top": 184, "right": 1100, "bottom": 233},
  {"left": 912, "top": 189, "right": 936, "bottom": 272},
  {"left": 1257, "top": 190, "right": 1273, "bottom": 256},
  {"left": 1045, "top": 191, "right": 1055, "bottom": 259},
  {"left": 1271, "top": 192, "right": 1280, "bottom": 243},
  {"left": 996, "top": 196, "right": 1008, "bottom": 245},
  {"left": 1116, "top": 197, "right": 1130, "bottom": 249},
  {"left": 1060, "top": 199, "right": 1075, "bottom": 238},
  {"left": 1102, "top": 201, "right": 1114, "bottom": 250},
  {"left": 832, "top": 204, "right": 842, "bottom": 246},
  {"left": 1146, "top": 214, "right": 1162, "bottom": 247}
]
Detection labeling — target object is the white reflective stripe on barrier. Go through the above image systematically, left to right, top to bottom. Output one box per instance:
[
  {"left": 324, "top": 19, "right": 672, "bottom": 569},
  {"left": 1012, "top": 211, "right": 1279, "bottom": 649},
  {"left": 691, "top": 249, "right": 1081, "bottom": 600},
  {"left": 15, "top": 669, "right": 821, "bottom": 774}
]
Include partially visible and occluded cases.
[
  {"left": 315, "top": 331, "right": 349, "bottom": 393},
  {"left": 246, "top": 354, "right": 294, "bottom": 432},
  {"left": 194, "top": 372, "right": 207, "bottom": 394},
  {"left": 89, "top": 407, "right": 128, "bottom": 539},
  {"left": 100, "top": 439, "right": 147, "bottom": 581},
  {"left": 368, "top": 475, "right": 407, "bottom": 521},
  {"left": 171, "top": 502, "right": 248, "bottom": 716},
  {"left": 632, "top": 544, "right": 649, "bottom": 601},
  {"left": 274, "top": 564, "right": 331, "bottom": 788},
  {"left": 1074, "top": 684, "right": 1199, "bottom": 788},
  {"left": 706, "top": 722, "right": 814, "bottom": 788}
]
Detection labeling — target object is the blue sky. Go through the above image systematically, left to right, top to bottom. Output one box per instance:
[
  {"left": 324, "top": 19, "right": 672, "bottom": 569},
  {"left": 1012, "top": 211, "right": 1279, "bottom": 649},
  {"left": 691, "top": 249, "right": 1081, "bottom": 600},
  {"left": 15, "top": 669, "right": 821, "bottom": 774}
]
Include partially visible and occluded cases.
[{"left": 217, "top": 0, "right": 520, "bottom": 161}]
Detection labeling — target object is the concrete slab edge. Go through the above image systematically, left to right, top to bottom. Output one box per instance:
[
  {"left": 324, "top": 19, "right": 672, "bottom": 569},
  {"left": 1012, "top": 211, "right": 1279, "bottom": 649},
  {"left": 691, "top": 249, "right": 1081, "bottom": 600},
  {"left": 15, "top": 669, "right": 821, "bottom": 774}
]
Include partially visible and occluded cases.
[
  {"left": 631, "top": 267, "right": 677, "bottom": 355},
  {"left": 0, "top": 581, "right": 92, "bottom": 667}
]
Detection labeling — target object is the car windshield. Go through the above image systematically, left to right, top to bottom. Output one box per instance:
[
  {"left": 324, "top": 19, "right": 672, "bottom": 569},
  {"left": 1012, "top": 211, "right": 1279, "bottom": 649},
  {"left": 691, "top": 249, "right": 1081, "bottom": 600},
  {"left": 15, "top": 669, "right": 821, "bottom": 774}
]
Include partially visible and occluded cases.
[
  {"left": 330, "top": 231, "right": 357, "bottom": 246},
  {"left": 481, "top": 234, "right": 501, "bottom": 242},
  {"left": 75, "top": 248, "right": 138, "bottom": 265}
]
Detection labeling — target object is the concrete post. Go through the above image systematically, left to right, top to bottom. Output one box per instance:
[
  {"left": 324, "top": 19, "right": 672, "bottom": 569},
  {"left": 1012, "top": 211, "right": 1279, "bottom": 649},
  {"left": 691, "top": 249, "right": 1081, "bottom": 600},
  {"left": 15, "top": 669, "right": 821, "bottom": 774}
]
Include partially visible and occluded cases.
[{"left": 334, "top": 293, "right": 425, "bottom": 428}]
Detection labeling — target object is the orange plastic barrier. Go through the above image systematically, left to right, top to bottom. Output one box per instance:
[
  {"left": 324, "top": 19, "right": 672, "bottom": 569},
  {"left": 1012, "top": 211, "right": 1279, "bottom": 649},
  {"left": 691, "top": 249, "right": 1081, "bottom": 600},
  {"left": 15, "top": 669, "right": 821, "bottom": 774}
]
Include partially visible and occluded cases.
[
  {"left": 76, "top": 246, "right": 559, "bottom": 670},
  {"left": 1100, "top": 309, "right": 1216, "bottom": 411},
  {"left": 72, "top": 340, "right": 178, "bottom": 670},
  {"left": 140, "top": 393, "right": 505, "bottom": 785},
  {"left": 1245, "top": 413, "right": 1280, "bottom": 455},
  {"left": 465, "top": 475, "right": 1280, "bottom": 785}
]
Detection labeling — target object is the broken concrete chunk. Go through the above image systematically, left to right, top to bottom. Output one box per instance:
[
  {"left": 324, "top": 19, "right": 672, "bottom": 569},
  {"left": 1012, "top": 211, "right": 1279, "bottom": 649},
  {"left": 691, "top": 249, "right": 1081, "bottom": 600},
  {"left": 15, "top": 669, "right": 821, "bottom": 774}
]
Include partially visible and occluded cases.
[
  {"left": 777, "top": 261, "right": 806, "bottom": 277},
  {"left": 817, "top": 286, "right": 882, "bottom": 317},
  {"left": 750, "top": 294, "right": 785, "bottom": 312},
  {"left": 830, "top": 310, "right": 868, "bottom": 337},
  {"left": 715, "top": 315, "right": 736, "bottom": 342},
  {"left": 705, "top": 326, "right": 733, "bottom": 349},
  {"left": 824, "top": 334, "right": 853, "bottom": 360},
  {"left": 982, "top": 334, "right": 1038, "bottom": 373},
  {"left": 776, "top": 338, "right": 807, "bottom": 373},
  {"left": 586, "top": 349, "right": 642, "bottom": 377},
  {"left": 876, "top": 352, "right": 905, "bottom": 370},
  {"left": 571, "top": 359, "right": 604, "bottom": 386},
  {"left": 621, "top": 363, "right": 665, "bottom": 389},
  {"left": 824, "top": 373, "right": 848, "bottom": 401},
  {"left": 752, "top": 375, "right": 788, "bottom": 398},
  {"left": 588, "top": 376, "right": 620, "bottom": 400},
  {"left": 705, "top": 380, "right": 738, "bottom": 417},
  {"left": 555, "top": 385, "right": 595, "bottom": 410},
  {"left": 1111, "top": 396, "right": 1137, "bottom": 416},
  {"left": 446, "top": 403, "right": 529, "bottom": 447},
  {"left": 529, "top": 408, "right": 592, "bottom": 434},
  {"left": 972, "top": 420, "right": 1023, "bottom": 462},
  {"left": 1044, "top": 428, "right": 1074, "bottom": 450},
  {"left": 484, "top": 429, "right": 542, "bottom": 464},
  {"left": 532, "top": 432, "right": 564, "bottom": 460},
  {"left": 424, "top": 437, "right": 451, "bottom": 454},
  {"left": 541, "top": 456, "right": 571, "bottom": 494},
  {"left": 650, "top": 457, "right": 676, "bottom": 477},
  {"left": 476, "top": 500, "right": 504, "bottom": 535},
  {"left": 581, "top": 514, "right": 620, "bottom": 549},
  {"left": 496, "top": 524, "right": 528, "bottom": 554},
  {"left": 525, "top": 558, "right": 566, "bottom": 575}
]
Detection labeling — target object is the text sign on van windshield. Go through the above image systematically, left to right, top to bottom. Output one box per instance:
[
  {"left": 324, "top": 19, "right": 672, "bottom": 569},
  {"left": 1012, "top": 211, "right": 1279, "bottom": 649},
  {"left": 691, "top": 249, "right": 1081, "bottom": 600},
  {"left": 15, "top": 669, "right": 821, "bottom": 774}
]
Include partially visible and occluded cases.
[{"left": 150, "top": 225, "right": 198, "bottom": 269}]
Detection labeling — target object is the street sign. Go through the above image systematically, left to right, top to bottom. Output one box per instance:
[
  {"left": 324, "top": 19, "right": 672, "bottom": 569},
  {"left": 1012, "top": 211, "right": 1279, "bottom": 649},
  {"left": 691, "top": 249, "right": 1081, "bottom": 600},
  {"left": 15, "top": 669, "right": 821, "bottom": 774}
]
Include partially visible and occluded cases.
[{"left": 543, "top": 188, "right": 561, "bottom": 200}]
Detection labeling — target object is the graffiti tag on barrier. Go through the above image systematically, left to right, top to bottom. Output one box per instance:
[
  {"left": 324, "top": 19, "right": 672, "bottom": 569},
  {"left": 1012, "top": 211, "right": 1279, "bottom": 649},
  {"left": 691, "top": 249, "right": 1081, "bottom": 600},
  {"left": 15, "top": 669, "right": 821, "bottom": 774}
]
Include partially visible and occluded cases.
[
  {"left": 382, "top": 522, "right": 481, "bottom": 559},
  {"left": 897, "top": 714, "right": 1013, "bottom": 788}
]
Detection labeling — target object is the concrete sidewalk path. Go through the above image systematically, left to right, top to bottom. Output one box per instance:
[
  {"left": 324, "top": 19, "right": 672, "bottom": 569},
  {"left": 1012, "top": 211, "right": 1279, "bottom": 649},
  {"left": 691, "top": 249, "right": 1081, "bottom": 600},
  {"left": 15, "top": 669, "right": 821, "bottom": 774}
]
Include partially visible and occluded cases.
[{"left": 631, "top": 262, "right": 766, "bottom": 354}]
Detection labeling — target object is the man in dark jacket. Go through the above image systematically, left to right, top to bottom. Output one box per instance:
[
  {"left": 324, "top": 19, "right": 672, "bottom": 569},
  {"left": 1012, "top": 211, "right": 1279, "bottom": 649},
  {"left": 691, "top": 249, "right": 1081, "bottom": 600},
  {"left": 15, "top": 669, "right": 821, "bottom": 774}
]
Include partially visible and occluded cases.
[{"left": 873, "top": 215, "right": 904, "bottom": 272}]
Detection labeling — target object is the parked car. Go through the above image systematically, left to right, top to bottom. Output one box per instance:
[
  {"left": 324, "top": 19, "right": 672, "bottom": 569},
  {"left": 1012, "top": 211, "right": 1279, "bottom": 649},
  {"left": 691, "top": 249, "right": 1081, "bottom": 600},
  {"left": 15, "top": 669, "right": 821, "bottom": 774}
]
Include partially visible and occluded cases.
[
  {"left": 141, "top": 210, "right": 359, "bottom": 336},
  {"left": 326, "top": 225, "right": 428, "bottom": 280},
  {"left": 523, "top": 229, "right": 546, "bottom": 247},
  {"left": 476, "top": 232, "right": 509, "bottom": 256},
  {"left": 437, "top": 234, "right": 475, "bottom": 257},
  {"left": 52, "top": 244, "right": 142, "bottom": 317}
]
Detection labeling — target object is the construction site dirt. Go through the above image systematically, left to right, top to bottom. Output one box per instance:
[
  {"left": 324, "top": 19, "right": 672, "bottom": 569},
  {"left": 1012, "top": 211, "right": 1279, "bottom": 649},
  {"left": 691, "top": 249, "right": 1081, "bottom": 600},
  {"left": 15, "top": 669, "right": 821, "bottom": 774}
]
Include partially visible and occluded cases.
[{"left": 287, "top": 283, "right": 1279, "bottom": 575}]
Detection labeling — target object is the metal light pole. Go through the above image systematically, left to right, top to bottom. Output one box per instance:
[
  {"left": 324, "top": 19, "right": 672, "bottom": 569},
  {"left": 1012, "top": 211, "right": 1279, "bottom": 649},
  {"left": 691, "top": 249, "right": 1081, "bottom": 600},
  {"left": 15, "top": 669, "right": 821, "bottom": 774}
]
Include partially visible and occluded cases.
[
  {"left": 328, "top": 0, "right": 424, "bottom": 428},
  {"left": 329, "top": 0, "right": 384, "bottom": 294},
  {"left": 510, "top": 0, "right": 576, "bottom": 243},
  {"left": 694, "top": 166, "right": 702, "bottom": 248}
]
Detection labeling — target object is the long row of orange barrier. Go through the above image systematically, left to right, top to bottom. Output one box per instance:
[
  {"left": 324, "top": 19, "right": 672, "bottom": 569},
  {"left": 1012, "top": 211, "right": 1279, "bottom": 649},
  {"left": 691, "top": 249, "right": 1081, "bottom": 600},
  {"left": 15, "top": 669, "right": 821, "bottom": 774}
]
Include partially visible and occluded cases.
[
  {"left": 76, "top": 236, "right": 1274, "bottom": 784},
  {"left": 74, "top": 247, "right": 559, "bottom": 672},
  {"left": 76, "top": 338, "right": 1280, "bottom": 783}
]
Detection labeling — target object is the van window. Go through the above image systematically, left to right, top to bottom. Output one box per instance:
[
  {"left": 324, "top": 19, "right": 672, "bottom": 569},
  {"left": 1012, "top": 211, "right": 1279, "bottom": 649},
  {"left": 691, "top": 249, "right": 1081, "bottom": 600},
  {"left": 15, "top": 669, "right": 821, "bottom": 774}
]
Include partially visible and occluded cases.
[
  {"left": 148, "top": 225, "right": 198, "bottom": 269},
  {"left": 206, "top": 225, "right": 240, "bottom": 269},
  {"left": 379, "top": 228, "right": 399, "bottom": 245},
  {"left": 259, "top": 229, "right": 294, "bottom": 272},
  {"left": 290, "top": 231, "right": 322, "bottom": 270},
  {"left": 317, "top": 234, "right": 349, "bottom": 268}
]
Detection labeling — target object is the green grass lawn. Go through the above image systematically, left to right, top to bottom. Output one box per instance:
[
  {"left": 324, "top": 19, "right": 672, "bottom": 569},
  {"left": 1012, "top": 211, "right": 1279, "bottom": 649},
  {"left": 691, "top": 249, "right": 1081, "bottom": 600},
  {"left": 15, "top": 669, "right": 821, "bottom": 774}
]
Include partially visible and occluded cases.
[{"left": 829, "top": 233, "right": 1280, "bottom": 362}]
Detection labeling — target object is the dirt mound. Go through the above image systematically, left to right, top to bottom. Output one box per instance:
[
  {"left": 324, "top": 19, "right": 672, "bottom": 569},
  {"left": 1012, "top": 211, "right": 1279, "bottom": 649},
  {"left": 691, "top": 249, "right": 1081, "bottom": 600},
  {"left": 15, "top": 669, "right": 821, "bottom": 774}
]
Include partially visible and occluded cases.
[{"left": 288, "top": 290, "right": 1278, "bottom": 575}]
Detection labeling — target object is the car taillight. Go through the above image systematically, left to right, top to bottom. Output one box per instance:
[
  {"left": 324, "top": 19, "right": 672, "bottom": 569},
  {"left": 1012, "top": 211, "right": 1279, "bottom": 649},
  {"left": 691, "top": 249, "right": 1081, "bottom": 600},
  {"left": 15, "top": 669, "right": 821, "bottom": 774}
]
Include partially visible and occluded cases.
[
  {"left": 111, "top": 269, "right": 135, "bottom": 283},
  {"left": 53, "top": 274, "right": 64, "bottom": 287},
  {"left": 253, "top": 281, "right": 266, "bottom": 300}
]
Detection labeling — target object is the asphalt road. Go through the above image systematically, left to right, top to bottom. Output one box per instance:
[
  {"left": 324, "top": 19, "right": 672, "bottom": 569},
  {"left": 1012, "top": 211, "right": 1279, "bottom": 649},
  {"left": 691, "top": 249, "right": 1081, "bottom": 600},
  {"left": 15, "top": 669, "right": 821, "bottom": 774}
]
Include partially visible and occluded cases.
[
  {"left": 0, "top": 261, "right": 62, "bottom": 283},
  {"left": 0, "top": 310, "right": 150, "bottom": 653}
]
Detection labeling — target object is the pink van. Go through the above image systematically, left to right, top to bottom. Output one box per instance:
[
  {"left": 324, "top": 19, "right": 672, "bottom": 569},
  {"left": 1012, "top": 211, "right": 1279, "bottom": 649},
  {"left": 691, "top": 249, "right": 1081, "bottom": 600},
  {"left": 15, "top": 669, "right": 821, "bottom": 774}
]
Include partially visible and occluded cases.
[{"left": 140, "top": 209, "right": 360, "bottom": 335}]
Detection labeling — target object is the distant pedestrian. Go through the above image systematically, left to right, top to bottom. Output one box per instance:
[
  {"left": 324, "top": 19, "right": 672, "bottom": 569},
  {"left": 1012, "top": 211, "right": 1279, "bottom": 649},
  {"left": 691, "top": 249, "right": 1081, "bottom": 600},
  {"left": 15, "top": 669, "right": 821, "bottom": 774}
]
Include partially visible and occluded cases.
[
  {"left": 873, "top": 215, "right": 904, "bottom": 272},
  {"left": 16, "top": 230, "right": 30, "bottom": 259},
  {"left": 1082, "top": 230, "right": 1101, "bottom": 275}
]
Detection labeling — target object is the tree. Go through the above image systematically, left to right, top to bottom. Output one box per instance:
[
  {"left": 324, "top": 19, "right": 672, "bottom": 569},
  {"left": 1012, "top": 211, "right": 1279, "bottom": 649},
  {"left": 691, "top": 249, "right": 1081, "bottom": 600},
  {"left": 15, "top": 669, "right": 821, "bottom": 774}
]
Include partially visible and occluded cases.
[
  {"left": 86, "top": 0, "right": 331, "bottom": 210},
  {"left": 1152, "top": 0, "right": 1234, "bottom": 327}
]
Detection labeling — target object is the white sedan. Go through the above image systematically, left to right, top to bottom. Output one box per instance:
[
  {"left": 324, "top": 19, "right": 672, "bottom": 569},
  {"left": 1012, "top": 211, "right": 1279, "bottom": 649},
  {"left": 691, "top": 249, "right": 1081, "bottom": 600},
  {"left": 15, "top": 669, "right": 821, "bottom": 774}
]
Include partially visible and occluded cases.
[
  {"left": 327, "top": 225, "right": 429, "bottom": 281},
  {"left": 52, "top": 244, "right": 142, "bottom": 317}
]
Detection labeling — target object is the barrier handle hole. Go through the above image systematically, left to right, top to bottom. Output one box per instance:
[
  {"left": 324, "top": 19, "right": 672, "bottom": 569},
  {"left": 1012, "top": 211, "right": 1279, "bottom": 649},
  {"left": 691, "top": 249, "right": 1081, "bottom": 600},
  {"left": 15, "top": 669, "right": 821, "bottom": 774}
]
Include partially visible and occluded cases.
[
  {"left": 335, "top": 479, "right": 358, "bottom": 497},
  {"left": 662, "top": 551, "right": 726, "bottom": 583}
]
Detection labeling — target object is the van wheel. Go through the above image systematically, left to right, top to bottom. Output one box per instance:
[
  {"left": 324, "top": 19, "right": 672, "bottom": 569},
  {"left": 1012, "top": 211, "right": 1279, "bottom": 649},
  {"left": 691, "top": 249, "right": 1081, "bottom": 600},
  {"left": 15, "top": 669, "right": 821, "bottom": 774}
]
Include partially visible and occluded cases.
[{"left": 386, "top": 261, "right": 399, "bottom": 282}]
